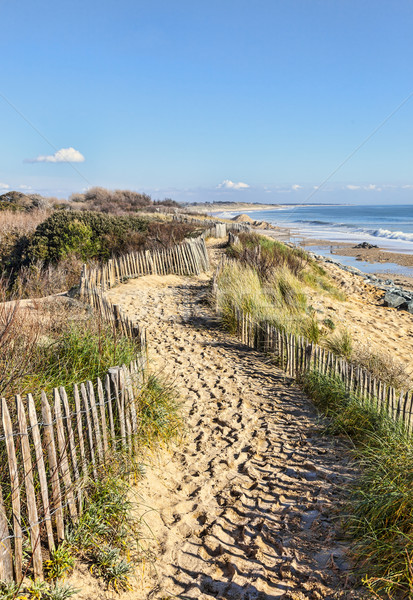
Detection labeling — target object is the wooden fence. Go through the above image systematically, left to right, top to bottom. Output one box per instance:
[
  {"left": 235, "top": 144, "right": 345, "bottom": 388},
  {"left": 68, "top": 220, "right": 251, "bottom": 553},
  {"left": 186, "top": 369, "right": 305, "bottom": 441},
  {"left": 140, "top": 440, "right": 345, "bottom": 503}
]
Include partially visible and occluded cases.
[
  {"left": 172, "top": 214, "right": 251, "bottom": 235},
  {"left": 0, "top": 232, "right": 221, "bottom": 583},
  {"left": 79, "top": 236, "right": 211, "bottom": 347},
  {"left": 80, "top": 236, "right": 209, "bottom": 294},
  {"left": 213, "top": 258, "right": 413, "bottom": 433},
  {"left": 79, "top": 281, "right": 147, "bottom": 350},
  {"left": 0, "top": 359, "right": 146, "bottom": 582}
]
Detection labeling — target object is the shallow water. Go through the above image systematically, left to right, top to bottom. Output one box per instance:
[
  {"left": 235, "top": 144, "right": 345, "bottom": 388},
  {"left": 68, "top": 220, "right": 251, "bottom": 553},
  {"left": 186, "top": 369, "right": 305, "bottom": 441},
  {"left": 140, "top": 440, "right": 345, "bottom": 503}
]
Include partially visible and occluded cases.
[{"left": 305, "top": 245, "right": 413, "bottom": 279}]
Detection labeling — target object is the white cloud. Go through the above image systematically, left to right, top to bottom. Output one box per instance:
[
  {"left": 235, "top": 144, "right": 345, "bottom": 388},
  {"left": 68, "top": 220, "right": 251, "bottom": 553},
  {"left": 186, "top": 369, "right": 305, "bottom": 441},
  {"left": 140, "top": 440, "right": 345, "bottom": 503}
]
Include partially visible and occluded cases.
[
  {"left": 26, "top": 147, "right": 85, "bottom": 163},
  {"left": 217, "top": 179, "right": 250, "bottom": 190},
  {"left": 0, "top": 182, "right": 10, "bottom": 189},
  {"left": 19, "top": 184, "right": 32, "bottom": 190},
  {"left": 291, "top": 184, "right": 302, "bottom": 191},
  {"left": 346, "top": 184, "right": 361, "bottom": 190},
  {"left": 365, "top": 184, "right": 381, "bottom": 191},
  {"left": 402, "top": 184, "right": 413, "bottom": 189}
]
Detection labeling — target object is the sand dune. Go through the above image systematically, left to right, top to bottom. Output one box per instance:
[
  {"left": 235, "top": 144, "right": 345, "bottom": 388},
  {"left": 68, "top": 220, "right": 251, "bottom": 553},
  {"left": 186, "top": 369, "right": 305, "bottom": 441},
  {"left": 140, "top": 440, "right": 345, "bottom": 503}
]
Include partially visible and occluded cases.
[
  {"left": 89, "top": 246, "right": 365, "bottom": 599},
  {"left": 316, "top": 262, "right": 413, "bottom": 380}
]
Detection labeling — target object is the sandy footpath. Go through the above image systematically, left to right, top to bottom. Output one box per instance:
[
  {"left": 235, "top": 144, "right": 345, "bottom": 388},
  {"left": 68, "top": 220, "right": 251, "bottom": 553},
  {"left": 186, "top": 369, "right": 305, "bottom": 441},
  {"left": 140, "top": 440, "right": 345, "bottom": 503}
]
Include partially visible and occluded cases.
[{"left": 75, "top": 242, "right": 365, "bottom": 600}]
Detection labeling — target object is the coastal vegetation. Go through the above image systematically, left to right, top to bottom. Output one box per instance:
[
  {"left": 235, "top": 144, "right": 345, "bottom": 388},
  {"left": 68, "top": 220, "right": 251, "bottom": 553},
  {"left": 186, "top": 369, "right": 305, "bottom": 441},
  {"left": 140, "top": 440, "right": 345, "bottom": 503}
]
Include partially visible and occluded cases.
[
  {"left": 0, "top": 196, "right": 192, "bottom": 598},
  {"left": 0, "top": 197, "right": 197, "bottom": 299},
  {"left": 1, "top": 197, "right": 412, "bottom": 597},
  {"left": 216, "top": 231, "right": 413, "bottom": 597},
  {"left": 218, "top": 232, "right": 345, "bottom": 342},
  {"left": 220, "top": 232, "right": 411, "bottom": 390},
  {"left": 0, "top": 299, "right": 180, "bottom": 598},
  {"left": 302, "top": 370, "right": 413, "bottom": 598}
]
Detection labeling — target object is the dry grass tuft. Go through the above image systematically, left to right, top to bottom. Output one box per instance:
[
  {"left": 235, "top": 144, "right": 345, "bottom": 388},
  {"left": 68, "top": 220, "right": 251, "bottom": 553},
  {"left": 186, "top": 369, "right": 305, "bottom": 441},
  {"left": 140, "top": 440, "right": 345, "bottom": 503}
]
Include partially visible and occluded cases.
[{"left": 353, "top": 343, "right": 412, "bottom": 390}]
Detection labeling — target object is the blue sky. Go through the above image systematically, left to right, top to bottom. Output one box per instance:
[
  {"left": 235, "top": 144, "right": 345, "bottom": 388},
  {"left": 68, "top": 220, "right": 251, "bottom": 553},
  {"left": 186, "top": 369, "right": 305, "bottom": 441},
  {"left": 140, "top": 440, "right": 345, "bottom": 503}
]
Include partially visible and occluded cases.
[{"left": 0, "top": 0, "right": 412, "bottom": 203}]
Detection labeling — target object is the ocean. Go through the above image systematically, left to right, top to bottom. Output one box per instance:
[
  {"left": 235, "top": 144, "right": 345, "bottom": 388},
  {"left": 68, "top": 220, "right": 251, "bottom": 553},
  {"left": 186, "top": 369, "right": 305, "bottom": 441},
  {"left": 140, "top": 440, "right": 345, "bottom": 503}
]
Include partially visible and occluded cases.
[
  {"left": 213, "top": 203, "right": 413, "bottom": 277},
  {"left": 215, "top": 204, "right": 413, "bottom": 252}
]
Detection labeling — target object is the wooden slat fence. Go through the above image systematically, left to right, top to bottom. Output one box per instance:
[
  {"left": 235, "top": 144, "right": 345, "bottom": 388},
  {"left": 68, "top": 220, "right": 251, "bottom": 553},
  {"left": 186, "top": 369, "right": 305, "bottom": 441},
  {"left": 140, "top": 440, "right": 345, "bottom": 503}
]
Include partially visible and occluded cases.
[
  {"left": 172, "top": 214, "right": 251, "bottom": 235},
  {"left": 228, "top": 231, "right": 240, "bottom": 245},
  {"left": 79, "top": 236, "right": 211, "bottom": 348},
  {"left": 80, "top": 236, "right": 209, "bottom": 294},
  {"left": 213, "top": 255, "right": 413, "bottom": 432},
  {"left": 220, "top": 301, "right": 413, "bottom": 433},
  {"left": 0, "top": 359, "right": 146, "bottom": 583}
]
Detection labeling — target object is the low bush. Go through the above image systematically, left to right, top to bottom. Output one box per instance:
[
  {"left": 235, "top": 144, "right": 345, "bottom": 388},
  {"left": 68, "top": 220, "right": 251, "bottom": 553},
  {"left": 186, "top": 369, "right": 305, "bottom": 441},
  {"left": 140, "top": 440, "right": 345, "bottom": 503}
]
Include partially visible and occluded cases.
[
  {"left": 69, "top": 187, "right": 180, "bottom": 213},
  {"left": 0, "top": 210, "right": 198, "bottom": 299},
  {"left": 27, "top": 211, "right": 149, "bottom": 264},
  {"left": 12, "top": 255, "right": 84, "bottom": 298}
]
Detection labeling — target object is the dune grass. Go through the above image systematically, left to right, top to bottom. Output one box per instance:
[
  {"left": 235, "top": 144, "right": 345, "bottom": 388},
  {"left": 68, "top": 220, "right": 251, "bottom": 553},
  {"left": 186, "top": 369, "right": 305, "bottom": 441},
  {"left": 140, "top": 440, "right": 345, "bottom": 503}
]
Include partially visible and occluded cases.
[
  {"left": 218, "top": 233, "right": 344, "bottom": 342},
  {"left": 221, "top": 233, "right": 411, "bottom": 390},
  {"left": 0, "top": 297, "right": 182, "bottom": 595},
  {"left": 0, "top": 299, "right": 140, "bottom": 400},
  {"left": 301, "top": 369, "right": 413, "bottom": 598}
]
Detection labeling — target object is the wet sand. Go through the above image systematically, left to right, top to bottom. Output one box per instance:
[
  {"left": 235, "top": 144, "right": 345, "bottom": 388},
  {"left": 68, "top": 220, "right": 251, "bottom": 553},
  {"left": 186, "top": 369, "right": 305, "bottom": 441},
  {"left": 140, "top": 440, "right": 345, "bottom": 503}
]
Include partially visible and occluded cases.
[
  {"left": 261, "top": 225, "right": 413, "bottom": 275},
  {"left": 299, "top": 238, "right": 413, "bottom": 268}
]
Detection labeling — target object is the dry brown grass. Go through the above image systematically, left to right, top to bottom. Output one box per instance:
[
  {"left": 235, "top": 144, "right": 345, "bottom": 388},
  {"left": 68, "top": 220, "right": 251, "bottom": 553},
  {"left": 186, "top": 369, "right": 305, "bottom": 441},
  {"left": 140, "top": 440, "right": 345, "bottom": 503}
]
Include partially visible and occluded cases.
[
  {"left": 0, "top": 208, "right": 49, "bottom": 236},
  {"left": 13, "top": 254, "right": 84, "bottom": 298},
  {"left": 0, "top": 280, "right": 40, "bottom": 396},
  {"left": 353, "top": 342, "right": 412, "bottom": 390}
]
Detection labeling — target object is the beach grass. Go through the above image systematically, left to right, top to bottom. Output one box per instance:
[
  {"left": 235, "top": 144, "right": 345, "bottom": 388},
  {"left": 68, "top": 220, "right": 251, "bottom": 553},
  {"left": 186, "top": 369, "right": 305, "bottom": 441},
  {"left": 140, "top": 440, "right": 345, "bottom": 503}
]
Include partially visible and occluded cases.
[
  {"left": 218, "top": 232, "right": 345, "bottom": 341},
  {"left": 301, "top": 369, "right": 413, "bottom": 598}
]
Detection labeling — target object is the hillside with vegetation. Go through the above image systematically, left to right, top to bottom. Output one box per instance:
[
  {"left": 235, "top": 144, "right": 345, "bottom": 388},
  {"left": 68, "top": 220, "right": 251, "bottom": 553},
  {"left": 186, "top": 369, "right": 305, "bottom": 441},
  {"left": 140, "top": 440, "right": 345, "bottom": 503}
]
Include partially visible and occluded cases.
[
  {"left": 0, "top": 188, "right": 198, "bottom": 299},
  {"left": 0, "top": 192, "right": 413, "bottom": 599}
]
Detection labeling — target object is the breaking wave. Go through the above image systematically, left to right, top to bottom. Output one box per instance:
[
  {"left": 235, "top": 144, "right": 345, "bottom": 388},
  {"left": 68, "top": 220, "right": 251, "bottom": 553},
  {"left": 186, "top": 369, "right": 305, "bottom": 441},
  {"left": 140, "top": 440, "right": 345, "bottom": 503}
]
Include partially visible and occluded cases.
[{"left": 361, "top": 228, "right": 413, "bottom": 242}]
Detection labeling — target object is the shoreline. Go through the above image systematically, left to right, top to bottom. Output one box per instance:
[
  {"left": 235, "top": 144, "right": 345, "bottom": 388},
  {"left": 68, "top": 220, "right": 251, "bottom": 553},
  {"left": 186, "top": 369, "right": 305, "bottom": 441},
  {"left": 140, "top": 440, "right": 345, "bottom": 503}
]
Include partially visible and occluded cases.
[
  {"left": 189, "top": 202, "right": 345, "bottom": 214},
  {"left": 254, "top": 224, "right": 413, "bottom": 289},
  {"left": 299, "top": 238, "right": 413, "bottom": 267}
]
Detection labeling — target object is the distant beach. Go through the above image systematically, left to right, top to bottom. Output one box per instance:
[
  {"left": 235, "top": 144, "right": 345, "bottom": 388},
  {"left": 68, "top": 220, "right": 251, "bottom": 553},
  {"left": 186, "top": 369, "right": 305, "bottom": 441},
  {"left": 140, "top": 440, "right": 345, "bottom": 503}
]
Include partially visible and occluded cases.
[{"left": 214, "top": 203, "right": 413, "bottom": 285}]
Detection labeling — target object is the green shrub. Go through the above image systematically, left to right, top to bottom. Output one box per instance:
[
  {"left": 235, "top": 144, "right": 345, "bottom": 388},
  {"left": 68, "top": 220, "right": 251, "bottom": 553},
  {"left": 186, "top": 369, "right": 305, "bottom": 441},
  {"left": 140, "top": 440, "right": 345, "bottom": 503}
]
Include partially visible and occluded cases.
[
  {"left": 28, "top": 211, "right": 149, "bottom": 264},
  {"left": 44, "top": 543, "right": 75, "bottom": 581},
  {"left": 90, "top": 547, "right": 134, "bottom": 591}
]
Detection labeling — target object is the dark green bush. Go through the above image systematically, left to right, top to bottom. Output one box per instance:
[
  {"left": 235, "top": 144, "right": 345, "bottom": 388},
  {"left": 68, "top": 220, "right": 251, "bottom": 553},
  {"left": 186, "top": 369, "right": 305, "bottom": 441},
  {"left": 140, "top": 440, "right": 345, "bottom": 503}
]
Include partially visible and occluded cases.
[{"left": 28, "top": 211, "right": 149, "bottom": 263}]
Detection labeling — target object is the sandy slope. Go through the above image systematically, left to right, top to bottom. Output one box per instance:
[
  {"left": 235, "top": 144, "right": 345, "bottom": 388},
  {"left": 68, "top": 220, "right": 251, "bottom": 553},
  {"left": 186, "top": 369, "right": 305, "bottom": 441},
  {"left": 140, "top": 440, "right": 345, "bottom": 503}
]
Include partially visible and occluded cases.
[
  {"left": 91, "top": 246, "right": 364, "bottom": 599},
  {"left": 313, "top": 262, "right": 413, "bottom": 380}
]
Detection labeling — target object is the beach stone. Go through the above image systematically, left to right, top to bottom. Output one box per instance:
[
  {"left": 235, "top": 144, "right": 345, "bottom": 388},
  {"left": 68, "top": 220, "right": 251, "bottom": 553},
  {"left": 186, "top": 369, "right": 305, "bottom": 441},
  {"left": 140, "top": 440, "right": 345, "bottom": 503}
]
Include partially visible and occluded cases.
[
  {"left": 354, "top": 242, "right": 378, "bottom": 249},
  {"left": 384, "top": 292, "right": 407, "bottom": 309},
  {"left": 407, "top": 302, "right": 413, "bottom": 314}
]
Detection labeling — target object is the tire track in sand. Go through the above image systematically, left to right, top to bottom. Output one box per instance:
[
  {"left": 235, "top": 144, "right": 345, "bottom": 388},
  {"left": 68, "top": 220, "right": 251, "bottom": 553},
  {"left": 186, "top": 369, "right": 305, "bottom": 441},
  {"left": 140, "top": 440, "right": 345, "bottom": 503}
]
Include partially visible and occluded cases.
[{"left": 106, "top": 251, "right": 364, "bottom": 599}]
